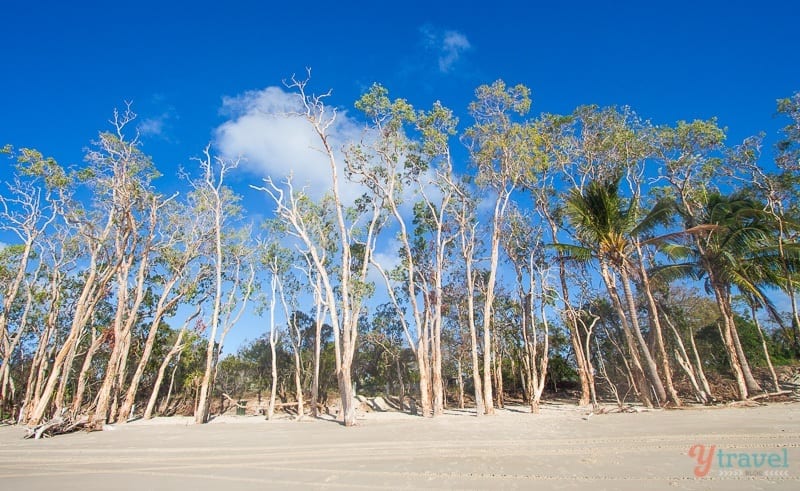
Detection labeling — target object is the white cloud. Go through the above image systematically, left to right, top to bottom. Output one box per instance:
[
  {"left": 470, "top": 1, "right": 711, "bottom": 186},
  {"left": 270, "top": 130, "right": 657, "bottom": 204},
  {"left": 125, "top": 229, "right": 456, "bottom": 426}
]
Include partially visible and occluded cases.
[
  {"left": 420, "top": 26, "right": 472, "bottom": 73},
  {"left": 439, "top": 31, "right": 471, "bottom": 73},
  {"left": 215, "top": 86, "right": 368, "bottom": 203},
  {"left": 137, "top": 105, "right": 177, "bottom": 140},
  {"left": 138, "top": 117, "right": 166, "bottom": 137},
  {"left": 370, "top": 246, "right": 403, "bottom": 288}
]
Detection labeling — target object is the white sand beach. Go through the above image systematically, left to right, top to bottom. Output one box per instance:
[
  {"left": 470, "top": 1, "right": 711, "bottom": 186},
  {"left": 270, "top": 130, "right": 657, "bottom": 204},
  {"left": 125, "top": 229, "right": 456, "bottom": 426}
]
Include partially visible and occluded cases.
[{"left": 1, "top": 402, "right": 798, "bottom": 490}]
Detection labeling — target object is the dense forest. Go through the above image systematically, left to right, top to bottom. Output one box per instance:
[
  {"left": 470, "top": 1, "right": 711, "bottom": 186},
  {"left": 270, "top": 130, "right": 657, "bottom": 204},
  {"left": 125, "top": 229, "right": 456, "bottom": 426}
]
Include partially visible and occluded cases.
[{"left": 1, "top": 77, "right": 799, "bottom": 428}]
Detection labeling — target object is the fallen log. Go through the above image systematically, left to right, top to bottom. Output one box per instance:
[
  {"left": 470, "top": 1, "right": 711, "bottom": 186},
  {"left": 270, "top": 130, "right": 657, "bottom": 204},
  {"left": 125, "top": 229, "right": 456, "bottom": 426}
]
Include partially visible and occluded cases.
[
  {"left": 748, "top": 390, "right": 792, "bottom": 401},
  {"left": 24, "top": 415, "right": 92, "bottom": 439}
]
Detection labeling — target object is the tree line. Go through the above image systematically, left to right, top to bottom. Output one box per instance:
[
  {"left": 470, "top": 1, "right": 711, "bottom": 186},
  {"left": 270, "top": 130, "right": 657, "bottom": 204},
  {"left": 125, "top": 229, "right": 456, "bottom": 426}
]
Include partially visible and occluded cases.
[{"left": 1, "top": 78, "right": 798, "bottom": 428}]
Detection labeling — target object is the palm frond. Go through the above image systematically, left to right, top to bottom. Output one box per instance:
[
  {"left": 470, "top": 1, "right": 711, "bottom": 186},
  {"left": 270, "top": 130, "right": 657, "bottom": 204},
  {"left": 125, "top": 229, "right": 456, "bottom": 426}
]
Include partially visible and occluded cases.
[
  {"left": 630, "top": 198, "right": 674, "bottom": 237},
  {"left": 550, "top": 242, "right": 595, "bottom": 262},
  {"left": 658, "top": 242, "right": 695, "bottom": 261},
  {"left": 649, "top": 262, "right": 703, "bottom": 283}
]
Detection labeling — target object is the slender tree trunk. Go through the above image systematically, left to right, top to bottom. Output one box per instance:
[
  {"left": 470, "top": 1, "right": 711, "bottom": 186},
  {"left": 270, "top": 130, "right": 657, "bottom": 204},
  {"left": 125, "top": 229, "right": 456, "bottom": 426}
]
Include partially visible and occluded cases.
[
  {"left": 195, "top": 184, "right": 224, "bottom": 424},
  {"left": 480, "top": 200, "right": 505, "bottom": 416},
  {"left": 544, "top": 211, "right": 592, "bottom": 406},
  {"left": 635, "top": 242, "right": 681, "bottom": 406},
  {"left": 464, "top": 257, "right": 484, "bottom": 417},
  {"left": 600, "top": 262, "right": 652, "bottom": 407},
  {"left": 618, "top": 267, "right": 667, "bottom": 404},
  {"left": 266, "top": 275, "right": 278, "bottom": 420},
  {"left": 0, "top": 278, "right": 35, "bottom": 406},
  {"left": 710, "top": 282, "right": 749, "bottom": 399},
  {"left": 716, "top": 283, "right": 761, "bottom": 395},
  {"left": 118, "top": 284, "right": 182, "bottom": 422},
  {"left": 531, "top": 285, "right": 550, "bottom": 414},
  {"left": 750, "top": 302, "right": 780, "bottom": 393},
  {"left": 312, "top": 309, "right": 323, "bottom": 418},
  {"left": 661, "top": 310, "right": 708, "bottom": 403},
  {"left": 144, "top": 313, "right": 192, "bottom": 420},
  {"left": 431, "top": 313, "right": 444, "bottom": 417},
  {"left": 729, "top": 315, "right": 762, "bottom": 394},
  {"left": 581, "top": 318, "right": 599, "bottom": 409},
  {"left": 20, "top": 324, "right": 51, "bottom": 422},
  {"left": 688, "top": 324, "right": 714, "bottom": 400},
  {"left": 54, "top": 329, "right": 83, "bottom": 415},
  {"left": 70, "top": 329, "right": 104, "bottom": 416},
  {"left": 416, "top": 335, "right": 432, "bottom": 417},
  {"left": 293, "top": 346, "right": 304, "bottom": 420},
  {"left": 493, "top": 346, "right": 504, "bottom": 408},
  {"left": 144, "top": 349, "right": 179, "bottom": 419},
  {"left": 160, "top": 355, "right": 183, "bottom": 416},
  {"left": 395, "top": 357, "right": 406, "bottom": 412},
  {"left": 456, "top": 358, "right": 465, "bottom": 409},
  {"left": 338, "top": 359, "right": 357, "bottom": 426}
]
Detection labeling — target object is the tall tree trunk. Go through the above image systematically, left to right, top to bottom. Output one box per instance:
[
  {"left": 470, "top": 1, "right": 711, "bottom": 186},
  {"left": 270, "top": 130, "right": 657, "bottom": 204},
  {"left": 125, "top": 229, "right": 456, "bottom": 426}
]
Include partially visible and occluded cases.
[
  {"left": 195, "top": 195, "right": 224, "bottom": 424},
  {"left": 544, "top": 211, "right": 592, "bottom": 406},
  {"left": 635, "top": 241, "right": 681, "bottom": 406},
  {"left": 464, "top": 258, "right": 484, "bottom": 417},
  {"left": 600, "top": 262, "right": 653, "bottom": 407},
  {"left": 618, "top": 267, "right": 667, "bottom": 404},
  {"left": 266, "top": 274, "right": 278, "bottom": 420},
  {"left": 118, "top": 282, "right": 182, "bottom": 422},
  {"left": 710, "top": 282, "right": 749, "bottom": 399},
  {"left": 530, "top": 287, "right": 550, "bottom": 414},
  {"left": 750, "top": 302, "right": 780, "bottom": 393},
  {"left": 311, "top": 306, "right": 323, "bottom": 419},
  {"left": 661, "top": 310, "right": 708, "bottom": 403},
  {"left": 144, "top": 312, "right": 194, "bottom": 420},
  {"left": 431, "top": 313, "right": 444, "bottom": 417},
  {"left": 729, "top": 315, "right": 762, "bottom": 394},
  {"left": 581, "top": 317, "right": 599, "bottom": 409},
  {"left": 20, "top": 324, "right": 52, "bottom": 422},
  {"left": 688, "top": 324, "right": 714, "bottom": 400},
  {"left": 267, "top": 328, "right": 278, "bottom": 420},
  {"left": 54, "top": 329, "right": 83, "bottom": 415},
  {"left": 70, "top": 330, "right": 104, "bottom": 416},
  {"left": 416, "top": 334, "right": 432, "bottom": 417},
  {"left": 292, "top": 345, "right": 304, "bottom": 420},
  {"left": 493, "top": 345, "right": 504, "bottom": 409},
  {"left": 144, "top": 348, "right": 180, "bottom": 419},
  {"left": 395, "top": 357, "right": 406, "bottom": 412},
  {"left": 456, "top": 358, "right": 465, "bottom": 409},
  {"left": 337, "top": 360, "right": 357, "bottom": 426}
]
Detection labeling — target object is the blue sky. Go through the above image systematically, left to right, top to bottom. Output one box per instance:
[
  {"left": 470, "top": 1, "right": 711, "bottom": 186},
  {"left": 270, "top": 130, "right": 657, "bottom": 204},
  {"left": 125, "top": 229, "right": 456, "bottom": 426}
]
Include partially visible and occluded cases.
[
  {"left": 2, "top": 0, "right": 799, "bottom": 350},
  {"left": 3, "top": 0, "right": 798, "bottom": 163}
]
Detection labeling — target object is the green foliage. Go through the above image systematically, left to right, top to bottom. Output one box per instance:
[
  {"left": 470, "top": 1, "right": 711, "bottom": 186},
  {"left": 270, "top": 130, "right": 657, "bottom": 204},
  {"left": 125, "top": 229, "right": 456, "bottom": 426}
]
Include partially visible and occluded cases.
[
  {"left": 776, "top": 92, "right": 800, "bottom": 172},
  {"left": 14, "top": 148, "right": 71, "bottom": 190}
]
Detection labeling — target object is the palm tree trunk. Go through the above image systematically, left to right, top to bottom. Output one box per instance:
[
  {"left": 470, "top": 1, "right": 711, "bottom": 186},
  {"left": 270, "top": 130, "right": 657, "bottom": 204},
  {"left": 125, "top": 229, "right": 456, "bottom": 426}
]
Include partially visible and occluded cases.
[
  {"left": 635, "top": 241, "right": 681, "bottom": 406},
  {"left": 599, "top": 262, "right": 652, "bottom": 407},
  {"left": 619, "top": 267, "right": 667, "bottom": 404},
  {"left": 710, "top": 281, "right": 749, "bottom": 399}
]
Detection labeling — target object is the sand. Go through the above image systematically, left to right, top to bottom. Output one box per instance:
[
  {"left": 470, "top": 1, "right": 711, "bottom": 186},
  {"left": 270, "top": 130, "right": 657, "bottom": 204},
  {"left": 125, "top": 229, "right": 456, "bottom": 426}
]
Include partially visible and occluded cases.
[{"left": 1, "top": 402, "right": 798, "bottom": 490}]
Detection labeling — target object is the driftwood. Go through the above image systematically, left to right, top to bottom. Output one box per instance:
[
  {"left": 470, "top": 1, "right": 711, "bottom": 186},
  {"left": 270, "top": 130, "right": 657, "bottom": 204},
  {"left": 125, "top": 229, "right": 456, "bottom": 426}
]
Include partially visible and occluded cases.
[
  {"left": 747, "top": 390, "right": 793, "bottom": 401},
  {"left": 222, "top": 393, "right": 247, "bottom": 408},
  {"left": 24, "top": 415, "right": 93, "bottom": 439}
]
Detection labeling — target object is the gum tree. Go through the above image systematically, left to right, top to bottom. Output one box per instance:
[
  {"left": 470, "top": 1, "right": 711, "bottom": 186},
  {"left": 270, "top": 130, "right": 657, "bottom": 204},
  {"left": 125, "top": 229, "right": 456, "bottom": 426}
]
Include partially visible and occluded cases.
[
  {"left": 256, "top": 74, "right": 383, "bottom": 426},
  {"left": 463, "top": 80, "right": 536, "bottom": 414}
]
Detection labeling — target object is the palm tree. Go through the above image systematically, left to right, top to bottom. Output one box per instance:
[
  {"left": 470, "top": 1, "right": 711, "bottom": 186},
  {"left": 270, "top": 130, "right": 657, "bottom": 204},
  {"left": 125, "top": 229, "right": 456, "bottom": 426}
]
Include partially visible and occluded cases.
[
  {"left": 562, "top": 177, "right": 673, "bottom": 406},
  {"left": 656, "top": 192, "right": 796, "bottom": 399}
]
